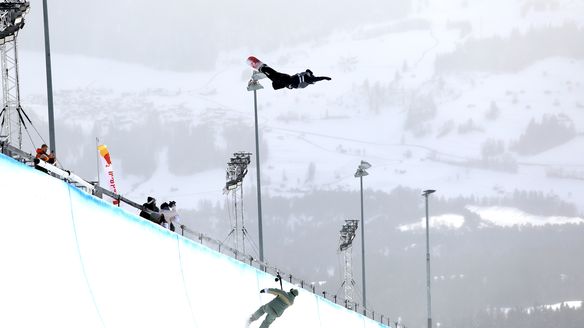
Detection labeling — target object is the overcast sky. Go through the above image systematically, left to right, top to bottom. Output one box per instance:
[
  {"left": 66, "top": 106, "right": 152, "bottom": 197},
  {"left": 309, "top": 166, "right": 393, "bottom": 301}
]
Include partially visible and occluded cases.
[{"left": 20, "top": 0, "right": 410, "bottom": 70}]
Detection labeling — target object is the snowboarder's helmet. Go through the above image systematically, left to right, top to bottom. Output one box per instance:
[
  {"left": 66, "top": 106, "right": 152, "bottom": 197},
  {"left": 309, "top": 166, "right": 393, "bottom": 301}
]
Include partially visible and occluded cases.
[{"left": 290, "top": 288, "right": 299, "bottom": 296}]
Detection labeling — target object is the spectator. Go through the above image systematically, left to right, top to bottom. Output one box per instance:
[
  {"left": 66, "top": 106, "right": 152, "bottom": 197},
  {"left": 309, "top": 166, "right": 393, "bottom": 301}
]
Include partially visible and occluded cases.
[
  {"left": 34, "top": 144, "right": 56, "bottom": 173},
  {"left": 139, "top": 196, "right": 166, "bottom": 225},
  {"left": 140, "top": 196, "right": 157, "bottom": 218},
  {"left": 161, "top": 200, "right": 181, "bottom": 232},
  {"left": 160, "top": 202, "right": 170, "bottom": 229}
]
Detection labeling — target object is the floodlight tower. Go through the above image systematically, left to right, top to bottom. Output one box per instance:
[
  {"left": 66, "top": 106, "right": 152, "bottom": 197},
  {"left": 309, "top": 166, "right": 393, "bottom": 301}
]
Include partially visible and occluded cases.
[
  {"left": 0, "top": 1, "right": 30, "bottom": 149},
  {"left": 247, "top": 70, "right": 266, "bottom": 266},
  {"left": 224, "top": 151, "right": 252, "bottom": 255},
  {"left": 354, "top": 160, "right": 371, "bottom": 308},
  {"left": 422, "top": 189, "right": 436, "bottom": 328},
  {"left": 339, "top": 219, "right": 359, "bottom": 309}
]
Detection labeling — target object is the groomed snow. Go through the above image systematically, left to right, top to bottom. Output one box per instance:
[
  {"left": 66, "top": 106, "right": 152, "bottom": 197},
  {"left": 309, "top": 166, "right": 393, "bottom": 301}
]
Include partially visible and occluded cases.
[
  {"left": 14, "top": 0, "right": 584, "bottom": 213},
  {"left": 0, "top": 154, "right": 386, "bottom": 328},
  {"left": 467, "top": 206, "right": 584, "bottom": 227},
  {"left": 397, "top": 214, "right": 465, "bottom": 231},
  {"left": 546, "top": 301, "right": 583, "bottom": 311}
]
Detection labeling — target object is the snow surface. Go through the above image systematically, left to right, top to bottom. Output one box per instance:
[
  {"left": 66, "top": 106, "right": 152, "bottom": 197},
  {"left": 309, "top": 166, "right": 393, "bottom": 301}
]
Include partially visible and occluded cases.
[
  {"left": 12, "top": 0, "right": 584, "bottom": 213},
  {"left": 17, "top": 50, "right": 584, "bottom": 212},
  {"left": 0, "top": 154, "right": 386, "bottom": 328},
  {"left": 395, "top": 206, "right": 584, "bottom": 231},
  {"left": 467, "top": 206, "right": 584, "bottom": 227},
  {"left": 397, "top": 214, "right": 465, "bottom": 231},
  {"left": 499, "top": 300, "right": 583, "bottom": 315},
  {"left": 545, "top": 301, "right": 583, "bottom": 311}
]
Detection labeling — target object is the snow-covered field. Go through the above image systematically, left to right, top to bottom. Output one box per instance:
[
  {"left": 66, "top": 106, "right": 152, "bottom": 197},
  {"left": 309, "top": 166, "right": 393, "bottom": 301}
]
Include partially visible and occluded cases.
[
  {"left": 13, "top": 0, "right": 584, "bottom": 217},
  {"left": 397, "top": 206, "right": 584, "bottom": 231},
  {"left": 468, "top": 206, "right": 584, "bottom": 227},
  {"left": 398, "top": 214, "right": 465, "bottom": 231},
  {"left": 498, "top": 300, "right": 583, "bottom": 315}
]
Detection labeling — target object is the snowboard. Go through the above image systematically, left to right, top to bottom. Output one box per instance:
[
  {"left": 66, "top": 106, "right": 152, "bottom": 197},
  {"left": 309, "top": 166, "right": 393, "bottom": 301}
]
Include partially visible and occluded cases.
[{"left": 247, "top": 56, "right": 264, "bottom": 70}]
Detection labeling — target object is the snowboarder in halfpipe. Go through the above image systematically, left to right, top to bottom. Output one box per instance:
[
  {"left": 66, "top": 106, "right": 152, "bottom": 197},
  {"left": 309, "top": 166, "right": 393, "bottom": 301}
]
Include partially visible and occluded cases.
[{"left": 247, "top": 288, "right": 299, "bottom": 328}]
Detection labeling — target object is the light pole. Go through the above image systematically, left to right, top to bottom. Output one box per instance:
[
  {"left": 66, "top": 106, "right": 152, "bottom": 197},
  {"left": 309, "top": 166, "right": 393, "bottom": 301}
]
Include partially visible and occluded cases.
[
  {"left": 42, "top": 0, "right": 56, "bottom": 155},
  {"left": 247, "top": 72, "right": 265, "bottom": 266},
  {"left": 354, "top": 160, "right": 371, "bottom": 310},
  {"left": 422, "top": 189, "right": 436, "bottom": 328}
]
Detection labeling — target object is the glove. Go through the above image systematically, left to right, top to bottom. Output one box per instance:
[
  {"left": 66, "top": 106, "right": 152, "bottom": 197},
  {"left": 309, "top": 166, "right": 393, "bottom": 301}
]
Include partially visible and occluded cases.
[{"left": 260, "top": 289, "right": 266, "bottom": 293}]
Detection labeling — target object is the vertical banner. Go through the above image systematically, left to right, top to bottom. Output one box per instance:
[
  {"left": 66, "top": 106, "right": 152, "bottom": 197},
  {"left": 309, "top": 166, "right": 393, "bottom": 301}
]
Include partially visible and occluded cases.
[{"left": 97, "top": 144, "right": 120, "bottom": 205}]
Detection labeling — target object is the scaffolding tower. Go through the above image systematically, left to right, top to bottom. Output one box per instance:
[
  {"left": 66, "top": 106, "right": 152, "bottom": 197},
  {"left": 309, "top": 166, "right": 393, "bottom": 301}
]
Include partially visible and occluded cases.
[
  {"left": 0, "top": 1, "right": 29, "bottom": 150},
  {"left": 223, "top": 151, "right": 252, "bottom": 256},
  {"left": 339, "top": 219, "right": 359, "bottom": 309}
]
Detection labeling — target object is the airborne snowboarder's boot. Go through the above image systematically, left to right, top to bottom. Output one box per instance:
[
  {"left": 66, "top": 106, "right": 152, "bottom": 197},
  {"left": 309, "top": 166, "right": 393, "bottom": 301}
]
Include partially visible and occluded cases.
[{"left": 247, "top": 56, "right": 265, "bottom": 70}]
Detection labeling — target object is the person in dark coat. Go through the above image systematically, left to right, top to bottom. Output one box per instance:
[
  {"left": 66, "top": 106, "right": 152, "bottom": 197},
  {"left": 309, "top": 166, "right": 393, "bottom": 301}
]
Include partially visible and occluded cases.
[
  {"left": 260, "top": 66, "right": 331, "bottom": 90},
  {"left": 139, "top": 196, "right": 165, "bottom": 225},
  {"left": 139, "top": 196, "right": 157, "bottom": 218},
  {"left": 248, "top": 288, "right": 298, "bottom": 328}
]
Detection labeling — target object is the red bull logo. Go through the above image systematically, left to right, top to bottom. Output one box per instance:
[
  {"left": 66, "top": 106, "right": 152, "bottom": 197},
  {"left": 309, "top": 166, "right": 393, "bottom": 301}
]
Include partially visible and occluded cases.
[{"left": 98, "top": 144, "right": 119, "bottom": 205}]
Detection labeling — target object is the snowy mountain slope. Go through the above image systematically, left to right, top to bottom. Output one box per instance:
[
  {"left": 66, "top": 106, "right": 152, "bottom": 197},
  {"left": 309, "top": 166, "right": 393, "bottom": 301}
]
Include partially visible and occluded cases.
[
  {"left": 14, "top": 0, "right": 584, "bottom": 211},
  {"left": 19, "top": 64, "right": 584, "bottom": 211}
]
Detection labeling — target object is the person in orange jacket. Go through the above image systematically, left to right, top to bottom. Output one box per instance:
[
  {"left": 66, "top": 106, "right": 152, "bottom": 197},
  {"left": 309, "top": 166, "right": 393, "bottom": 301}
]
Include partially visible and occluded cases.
[{"left": 34, "top": 144, "right": 55, "bottom": 173}]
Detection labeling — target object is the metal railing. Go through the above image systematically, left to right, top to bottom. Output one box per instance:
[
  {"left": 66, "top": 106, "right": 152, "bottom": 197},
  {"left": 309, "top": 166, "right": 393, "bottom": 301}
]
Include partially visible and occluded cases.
[
  {"left": 0, "top": 141, "right": 397, "bottom": 327},
  {"left": 0, "top": 141, "right": 94, "bottom": 192},
  {"left": 178, "top": 224, "right": 396, "bottom": 326}
]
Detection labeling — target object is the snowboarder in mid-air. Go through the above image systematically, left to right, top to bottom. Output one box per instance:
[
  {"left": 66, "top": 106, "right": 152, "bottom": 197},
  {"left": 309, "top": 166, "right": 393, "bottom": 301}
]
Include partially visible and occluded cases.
[
  {"left": 247, "top": 56, "right": 331, "bottom": 90},
  {"left": 247, "top": 288, "right": 299, "bottom": 328}
]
